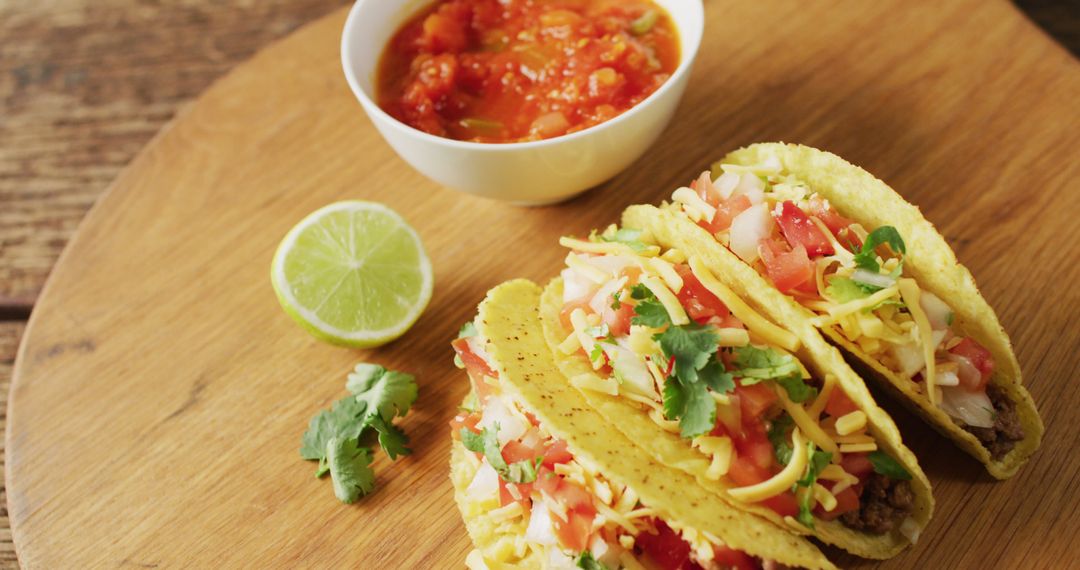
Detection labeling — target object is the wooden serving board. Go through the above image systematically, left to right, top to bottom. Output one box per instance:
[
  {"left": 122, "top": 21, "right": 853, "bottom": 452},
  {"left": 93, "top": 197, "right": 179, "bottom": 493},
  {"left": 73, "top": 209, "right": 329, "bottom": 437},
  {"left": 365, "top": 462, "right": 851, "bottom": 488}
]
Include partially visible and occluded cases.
[{"left": 8, "top": 1, "right": 1080, "bottom": 567}]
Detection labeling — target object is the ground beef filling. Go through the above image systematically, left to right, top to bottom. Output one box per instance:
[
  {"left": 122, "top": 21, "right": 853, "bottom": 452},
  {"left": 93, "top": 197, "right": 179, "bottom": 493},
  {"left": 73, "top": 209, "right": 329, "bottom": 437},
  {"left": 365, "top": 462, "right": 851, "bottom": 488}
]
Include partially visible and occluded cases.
[
  {"left": 965, "top": 384, "right": 1024, "bottom": 460},
  {"left": 840, "top": 474, "right": 914, "bottom": 534}
]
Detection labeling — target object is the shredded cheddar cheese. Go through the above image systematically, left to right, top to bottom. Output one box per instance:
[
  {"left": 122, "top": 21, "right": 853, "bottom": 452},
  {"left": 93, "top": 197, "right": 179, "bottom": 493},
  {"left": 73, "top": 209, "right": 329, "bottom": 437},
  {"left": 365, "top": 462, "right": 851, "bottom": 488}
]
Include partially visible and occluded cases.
[
  {"left": 687, "top": 257, "right": 801, "bottom": 351},
  {"left": 639, "top": 274, "right": 690, "bottom": 325},
  {"left": 898, "top": 278, "right": 937, "bottom": 406},
  {"left": 835, "top": 410, "right": 867, "bottom": 435},
  {"left": 727, "top": 429, "right": 808, "bottom": 502}
]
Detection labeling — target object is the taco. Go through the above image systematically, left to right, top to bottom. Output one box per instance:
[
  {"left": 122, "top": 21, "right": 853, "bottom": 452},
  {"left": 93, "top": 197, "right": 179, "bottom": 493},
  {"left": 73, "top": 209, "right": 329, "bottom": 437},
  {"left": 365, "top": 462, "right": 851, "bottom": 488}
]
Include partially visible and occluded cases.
[
  {"left": 650, "top": 142, "right": 1043, "bottom": 479},
  {"left": 539, "top": 227, "right": 932, "bottom": 559},
  {"left": 450, "top": 279, "right": 837, "bottom": 570}
]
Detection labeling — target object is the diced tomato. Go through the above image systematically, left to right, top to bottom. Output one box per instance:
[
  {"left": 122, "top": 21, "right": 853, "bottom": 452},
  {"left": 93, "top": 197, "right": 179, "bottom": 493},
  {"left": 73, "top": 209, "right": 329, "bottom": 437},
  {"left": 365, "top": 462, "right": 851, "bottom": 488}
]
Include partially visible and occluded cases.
[
  {"left": 419, "top": 12, "right": 468, "bottom": 53},
  {"left": 701, "top": 194, "right": 753, "bottom": 234},
  {"left": 808, "top": 198, "right": 854, "bottom": 237},
  {"left": 775, "top": 201, "right": 834, "bottom": 257},
  {"left": 759, "top": 238, "right": 815, "bottom": 294},
  {"left": 674, "top": 264, "right": 731, "bottom": 322},
  {"left": 601, "top": 296, "right": 636, "bottom": 336},
  {"left": 560, "top": 297, "right": 592, "bottom": 332},
  {"left": 451, "top": 338, "right": 498, "bottom": 401},
  {"left": 948, "top": 338, "right": 994, "bottom": 392},
  {"left": 735, "top": 382, "right": 779, "bottom": 421},
  {"left": 825, "top": 389, "right": 858, "bottom": 418},
  {"left": 449, "top": 411, "right": 482, "bottom": 439},
  {"left": 735, "top": 421, "right": 774, "bottom": 471},
  {"left": 501, "top": 439, "right": 537, "bottom": 464},
  {"left": 541, "top": 439, "right": 574, "bottom": 468},
  {"left": 841, "top": 452, "right": 874, "bottom": 480},
  {"left": 726, "top": 454, "right": 772, "bottom": 487},
  {"left": 498, "top": 477, "right": 534, "bottom": 507},
  {"left": 816, "top": 485, "right": 860, "bottom": 521},
  {"left": 759, "top": 491, "right": 800, "bottom": 518},
  {"left": 552, "top": 508, "right": 593, "bottom": 552},
  {"left": 636, "top": 519, "right": 693, "bottom": 570},
  {"left": 712, "top": 546, "right": 759, "bottom": 570}
]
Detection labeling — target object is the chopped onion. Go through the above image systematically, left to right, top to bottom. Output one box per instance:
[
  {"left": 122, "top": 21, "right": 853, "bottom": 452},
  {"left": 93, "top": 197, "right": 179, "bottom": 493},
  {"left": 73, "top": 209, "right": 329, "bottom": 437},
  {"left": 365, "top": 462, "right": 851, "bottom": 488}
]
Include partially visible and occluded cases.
[
  {"left": 713, "top": 172, "right": 740, "bottom": 200},
  {"left": 733, "top": 173, "right": 765, "bottom": 204},
  {"left": 729, "top": 203, "right": 773, "bottom": 263},
  {"left": 561, "top": 268, "right": 594, "bottom": 303},
  {"left": 851, "top": 268, "right": 896, "bottom": 289},
  {"left": 589, "top": 276, "right": 628, "bottom": 316},
  {"left": 920, "top": 291, "right": 953, "bottom": 330},
  {"left": 931, "top": 329, "right": 947, "bottom": 351},
  {"left": 889, "top": 342, "right": 925, "bottom": 377},
  {"left": 604, "top": 343, "right": 655, "bottom": 398},
  {"left": 946, "top": 353, "right": 982, "bottom": 389},
  {"left": 935, "top": 369, "right": 960, "bottom": 387},
  {"left": 939, "top": 385, "right": 994, "bottom": 428},
  {"left": 478, "top": 396, "right": 527, "bottom": 445},
  {"left": 466, "top": 462, "right": 499, "bottom": 500},
  {"left": 525, "top": 500, "right": 558, "bottom": 546},
  {"left": 899, "top": 517, "right": 922, "bottom": 544},
  {"left": 547, "top": 548, "right": 577, "bottom": 569}
]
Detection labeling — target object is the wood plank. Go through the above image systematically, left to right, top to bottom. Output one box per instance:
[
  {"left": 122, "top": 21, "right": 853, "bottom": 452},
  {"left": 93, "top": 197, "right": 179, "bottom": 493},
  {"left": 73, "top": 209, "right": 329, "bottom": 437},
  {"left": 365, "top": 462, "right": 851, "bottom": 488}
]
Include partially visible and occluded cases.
[
  {"left": 0, "top": 0, "right": 351, "bottom": 306},
  {"left": 4, "top": 0, "right": 1080, "bottom": 568},
  {"left": 0, "top": 322, "right": 25, "bottom": 569}
]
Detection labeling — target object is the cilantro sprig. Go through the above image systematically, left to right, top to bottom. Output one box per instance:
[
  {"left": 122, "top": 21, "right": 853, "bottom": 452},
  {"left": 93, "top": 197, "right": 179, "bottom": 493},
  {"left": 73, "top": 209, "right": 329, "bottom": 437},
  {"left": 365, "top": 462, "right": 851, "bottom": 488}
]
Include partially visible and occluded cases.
[
  {"left": 852, "top": 226, "right": 906, "bottom": 273},
  {"left": 598, "top": 227, "right": 650, "bottom": 252},
  {"left": 730, "top": 346, "right": 817, "bottom": 403},
  {"left": 300, "top": 364, "right": 419, "bottom": 503},
  {"left": 461, "top": 424, "right": 543, "bottom": 484},
  {"left": 794, "top": 442, "right": 833, "bottom": 528},
  {"left": 868, "top": 450, "right": 912, "bottom": 480},
  {"left": 576, "top": 552, "right": 609, "bottom": 570}
]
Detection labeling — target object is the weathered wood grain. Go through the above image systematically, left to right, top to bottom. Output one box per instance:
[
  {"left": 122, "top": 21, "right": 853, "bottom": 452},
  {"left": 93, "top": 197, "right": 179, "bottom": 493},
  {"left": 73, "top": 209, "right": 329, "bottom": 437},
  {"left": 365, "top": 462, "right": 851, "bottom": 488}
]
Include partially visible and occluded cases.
[
  {"left": 0, "top": 0, "right": 351, "bottom": 307},
  {"left": 2, "top": 0, "right": 1080, "bottom": 568},
  {"left": 0, "top": 323, "right": 25, "bottom": 569}
]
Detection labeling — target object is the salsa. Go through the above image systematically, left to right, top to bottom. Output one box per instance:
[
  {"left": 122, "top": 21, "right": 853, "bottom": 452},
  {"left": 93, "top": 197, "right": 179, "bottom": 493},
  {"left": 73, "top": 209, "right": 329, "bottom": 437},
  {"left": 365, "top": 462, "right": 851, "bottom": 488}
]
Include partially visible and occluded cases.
[{"left": 376, "top": 0, "right": 680, "bottom": 143}]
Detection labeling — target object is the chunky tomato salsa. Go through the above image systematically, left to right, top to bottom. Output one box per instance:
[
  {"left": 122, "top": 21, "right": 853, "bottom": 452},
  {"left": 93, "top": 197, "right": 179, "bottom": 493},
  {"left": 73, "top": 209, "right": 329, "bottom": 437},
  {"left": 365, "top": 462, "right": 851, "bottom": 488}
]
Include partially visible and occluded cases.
[{"left": 376, "top": 0, "right": 680, "bottom": 143}]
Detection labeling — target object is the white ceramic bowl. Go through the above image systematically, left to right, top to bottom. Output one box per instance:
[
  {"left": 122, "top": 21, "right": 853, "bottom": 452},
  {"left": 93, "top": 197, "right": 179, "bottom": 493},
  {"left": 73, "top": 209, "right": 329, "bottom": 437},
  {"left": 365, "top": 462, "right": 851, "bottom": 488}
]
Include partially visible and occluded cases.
[{"left": 342, "top": 0, "right": 704, "bottom": 205}]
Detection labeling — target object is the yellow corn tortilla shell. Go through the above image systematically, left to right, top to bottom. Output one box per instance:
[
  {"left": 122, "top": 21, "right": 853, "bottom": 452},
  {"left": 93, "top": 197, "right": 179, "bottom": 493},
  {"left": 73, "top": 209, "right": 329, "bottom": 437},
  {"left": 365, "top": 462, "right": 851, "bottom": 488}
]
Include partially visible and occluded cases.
[
  {"left": 705, "top": 142, "right": 1043, "bottom": 479},
  {"left": 542, "top": 274, "right": 932, "bottom": 558},
  {"left": 461, "top": 279, "right": 837, "bottom": 569}
]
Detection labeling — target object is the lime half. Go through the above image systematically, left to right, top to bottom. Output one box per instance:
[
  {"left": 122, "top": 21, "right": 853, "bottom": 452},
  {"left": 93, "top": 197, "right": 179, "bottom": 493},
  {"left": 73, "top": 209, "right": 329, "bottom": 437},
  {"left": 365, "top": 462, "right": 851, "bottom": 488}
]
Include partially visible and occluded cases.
[{"left": 271, "top": 201, "right": 433, "bottom": 348}]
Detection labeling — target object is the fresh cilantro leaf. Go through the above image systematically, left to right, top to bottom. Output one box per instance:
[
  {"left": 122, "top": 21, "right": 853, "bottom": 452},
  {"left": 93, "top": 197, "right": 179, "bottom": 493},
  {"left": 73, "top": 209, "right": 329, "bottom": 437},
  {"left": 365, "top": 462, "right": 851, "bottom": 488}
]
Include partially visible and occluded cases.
[
  {"left": 853, "top": 226, "right": 906, "bottom": 272},
  {"left": 601, "top": 227, "right": 649, "bottom": 252},
  {"left": 825, "top": 277, "right": 870, "bottom": 303},
  {"left": 629, "top": 283, "right": 655, "bottom": 301},
  {"left": 611, "top": 290, "right": 623, "bottom": 310},
  {"left": 631, "top": 300, "right": 671, "bottom": 328},
  {"left": 946, "top": 312, "right": 955, "bottom": 326},
  {"left": 457, "top": 321, "right": 478, "bottom": 339},
  {"left": 656, "top": 323, "right": 720, "bottom": 385},
  {"left": 589, "top": 344, "right": 606, "bottom": 367},
  {"left": 728, "top": 345, "right": 802, "bottom": 381},
  {"left": 699, "top": 357, "right": 735, "bottom": 394},
  {"left": 348, "top": 364, "right": 418, "bottom": 423},
  {"left": 776, "top": 375, "right": 818, "bottom": 404},
  {"left": 662, "top": 377, "right": 687, "bottom": 422},
  {"left": 680, "top": 380, "right": 716, "bottom": 438},
  {"left": 301, "top": 395, "right": 368, "bottom": 475},
  {"left": 368, "top": 415, "right": 411, "bottom": 460},
  {"left": 767, "top": 415, "right": 794, "bottom": 465},
  {"left": 460, "top": 425, "right": 509, "bottom": 474},
  {"left": 461, "top": 425, "right": 542, "bottom": 484},
  {"left": 326, "top": 436, "right": 375, "bottom": 504},
  {"left": 797, "top": 444, "right": 833, "bottom": 487},
  {"left": 868, "top": 450, "right": 912, "bottom": 480},
  {"left": 505, "top": 457, "right": 544, "bottom": 484},
  {"left": 796, "top": 486, "right": 816, "bottom": 528},
  {"left": 576, "top": 552, "right": 609, "bottom": 570}
]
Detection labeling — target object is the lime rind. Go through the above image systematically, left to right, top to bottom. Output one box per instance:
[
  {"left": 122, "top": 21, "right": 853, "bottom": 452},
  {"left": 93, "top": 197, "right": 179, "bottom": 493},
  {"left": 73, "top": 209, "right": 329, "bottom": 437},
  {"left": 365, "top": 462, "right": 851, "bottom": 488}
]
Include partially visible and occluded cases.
[{"left": 271, "top": 201, "right": 433, "bottom": 348}]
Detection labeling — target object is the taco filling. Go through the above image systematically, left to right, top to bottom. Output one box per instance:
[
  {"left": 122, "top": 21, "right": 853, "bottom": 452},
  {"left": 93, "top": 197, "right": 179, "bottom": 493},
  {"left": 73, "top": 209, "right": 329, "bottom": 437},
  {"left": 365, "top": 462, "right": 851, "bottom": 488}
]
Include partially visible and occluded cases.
[
  {"left": 669, "top": 163, "right": 1024, "bottom": 460},
  {"left": 552, "top": 227, "right": 917, "bottom": 537},
  {"left": 452, "top": 326, "right": 771, "bottom": 570}
]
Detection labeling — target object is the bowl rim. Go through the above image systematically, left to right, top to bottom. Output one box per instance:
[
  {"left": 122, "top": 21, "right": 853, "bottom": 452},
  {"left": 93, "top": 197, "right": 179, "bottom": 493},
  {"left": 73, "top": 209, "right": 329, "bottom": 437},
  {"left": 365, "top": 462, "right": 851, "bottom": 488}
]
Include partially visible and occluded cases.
[{"left": 341, "top": 0, "right": 705, "bottom": 152}]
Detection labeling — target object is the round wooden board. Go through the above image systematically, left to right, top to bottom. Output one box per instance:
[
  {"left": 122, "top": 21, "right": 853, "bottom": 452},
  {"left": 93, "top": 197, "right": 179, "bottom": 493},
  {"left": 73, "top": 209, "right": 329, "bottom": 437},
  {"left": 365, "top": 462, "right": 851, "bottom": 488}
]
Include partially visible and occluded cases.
[{"left": 8, "top": 1, "right": 1080, "bottom": 567}]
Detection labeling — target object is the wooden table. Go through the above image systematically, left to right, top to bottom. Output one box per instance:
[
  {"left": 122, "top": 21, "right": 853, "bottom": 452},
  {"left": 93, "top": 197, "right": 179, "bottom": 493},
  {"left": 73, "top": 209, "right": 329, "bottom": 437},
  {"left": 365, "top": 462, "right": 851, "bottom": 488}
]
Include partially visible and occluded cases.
[{"left": 0, "top": 1, "right": 1076, "bottom": 568}]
